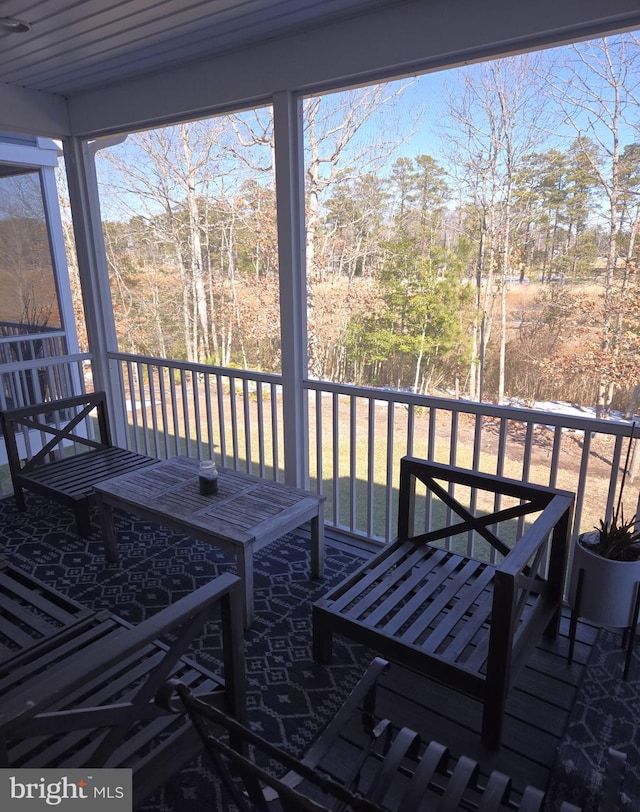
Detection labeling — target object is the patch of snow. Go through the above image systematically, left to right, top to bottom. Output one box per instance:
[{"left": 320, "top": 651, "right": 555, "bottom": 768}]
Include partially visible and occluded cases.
[{"left": 504, "top": 398, "right": 634, "bottom": 425}]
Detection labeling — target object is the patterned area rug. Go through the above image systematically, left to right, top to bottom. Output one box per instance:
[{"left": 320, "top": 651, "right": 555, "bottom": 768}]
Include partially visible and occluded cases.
[
  {"left": 6, "top": 492, "right": 640, "bottom": 811},
  {"left": 0, "top": 493, "right": 372, "bottom": 811},
  {"left": 546, "top": 628, "right": 640, "bottom": 811}
]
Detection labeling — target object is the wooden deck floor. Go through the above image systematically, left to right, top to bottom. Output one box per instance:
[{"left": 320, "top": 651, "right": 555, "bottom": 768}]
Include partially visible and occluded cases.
[
  {"left": 324, "top": 530, "right": 603, "bottom": 801},
  {"left": 368, "top": 614, "right": 599, "bottom": 795}
]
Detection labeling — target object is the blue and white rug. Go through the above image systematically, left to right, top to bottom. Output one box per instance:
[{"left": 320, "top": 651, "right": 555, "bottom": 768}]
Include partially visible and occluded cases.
[
  {"left": 0, "top": 493, "right": 372, "bottom": 811},
  {"left": 3, "top": 493, "right": 638, "bottom": 811},
  {"left": 546, "top": 628, "right": 640, "bottom": 810}
]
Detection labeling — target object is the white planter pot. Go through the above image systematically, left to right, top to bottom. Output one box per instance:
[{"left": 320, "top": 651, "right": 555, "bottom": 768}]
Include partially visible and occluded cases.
[{"left": 568, "top": 533, "right": 640, "bottom": 628}]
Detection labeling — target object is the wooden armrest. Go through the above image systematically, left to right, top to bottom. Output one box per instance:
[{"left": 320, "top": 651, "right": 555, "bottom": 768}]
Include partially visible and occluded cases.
[{"left": 497, "top": 492, "right": 573, "bottom": 578}]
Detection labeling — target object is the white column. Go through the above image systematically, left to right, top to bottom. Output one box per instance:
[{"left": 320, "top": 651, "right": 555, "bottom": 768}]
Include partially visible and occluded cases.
[
  {"left": 273, "top": 91, "right": 308, "bottom": 489},
  {"left": 62, "top": 135, "right": 129, "bottom": 446},
  {"left": 40, "top": 163, "right": 79, "bottom": 355}
]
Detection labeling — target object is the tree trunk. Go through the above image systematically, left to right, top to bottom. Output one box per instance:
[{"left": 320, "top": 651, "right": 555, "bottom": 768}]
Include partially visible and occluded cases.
[{"left": 181, "top": 126, "right": 210, "bottom": 362}]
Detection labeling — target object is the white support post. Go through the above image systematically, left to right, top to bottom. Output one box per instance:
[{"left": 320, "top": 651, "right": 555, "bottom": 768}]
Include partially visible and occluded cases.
[
  {"left": 273, "top": 91, "right": 308, "bottom": 489},
  {"left": 62, "top": 135, "right": 129, "bottom": 447},
  {"left": 40, "top": 165, "right": 79, "bottom": 355}
]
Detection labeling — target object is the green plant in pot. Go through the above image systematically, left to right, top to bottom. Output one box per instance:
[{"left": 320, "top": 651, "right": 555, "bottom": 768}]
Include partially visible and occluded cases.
[
  {"left": 569, "top": 424, "right": 640, "bottom": 630},
  {"left": 580, "top": 509, "right": 640, "bottom": 562}
]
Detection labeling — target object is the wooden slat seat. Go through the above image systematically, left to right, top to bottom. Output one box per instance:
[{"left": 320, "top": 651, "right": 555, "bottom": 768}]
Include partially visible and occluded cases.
[
  {"left": 0, "top": 391, "right": 155, "bottom": 537},
  {"left": 313, "top": 457, "right": 575, "bottom": 749},
  {"left": 321, "top": 541, "right": 497, "bottom": 682},
  {"left": 0, "top": 558, "right": 95, "bottom": 668},
  {"left": 0, "top": 567, "right": 246, "bottom": 808},
  {"left": 171, "top": 656, "right": 601, "bottom": 811}
]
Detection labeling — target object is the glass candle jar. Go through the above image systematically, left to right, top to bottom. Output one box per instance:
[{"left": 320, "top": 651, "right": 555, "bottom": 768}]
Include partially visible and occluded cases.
[{"left": 199, "top": 459, "right": 219, "bottom": 495}]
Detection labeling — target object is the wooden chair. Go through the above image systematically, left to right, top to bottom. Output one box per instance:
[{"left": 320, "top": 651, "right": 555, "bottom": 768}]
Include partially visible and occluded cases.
[
  {"left": 0, "top": 391, "right": 155, "bottom": 537},
  {"left": 313, "top": 457, "right": 575, "bottom": 749},
  {"left": 0, "top": 565, "right": 246, "bottom": 808},
  {"left": 168, "top": 656, "right": 594, "bottom": 811}
]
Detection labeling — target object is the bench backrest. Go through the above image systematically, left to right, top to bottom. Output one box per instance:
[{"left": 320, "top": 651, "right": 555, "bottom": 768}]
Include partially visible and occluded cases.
[{"left": 0, "top": 391, "right": 112, "bottom": 474}]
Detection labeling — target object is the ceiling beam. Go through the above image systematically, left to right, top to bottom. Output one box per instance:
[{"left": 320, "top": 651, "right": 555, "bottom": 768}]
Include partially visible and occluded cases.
[
  {"left": 67, "top": 0, "right": 640, "bottom": 138},
  {"left": 0, "top": 83, "right": 70, "bottom": 138}
]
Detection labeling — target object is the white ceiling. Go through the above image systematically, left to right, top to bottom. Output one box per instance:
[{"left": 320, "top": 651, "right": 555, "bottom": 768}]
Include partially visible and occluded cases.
[
  {"left": 0, "top": 0, "right": 396, "bottom": 96},
  {"left": 2, "top": 0, "right": 640, "bottom": 139}
]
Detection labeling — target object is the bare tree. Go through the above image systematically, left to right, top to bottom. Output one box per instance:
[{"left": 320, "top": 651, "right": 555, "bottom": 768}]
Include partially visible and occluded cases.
[
  {"left": 545, "top": 35, "right": 640, "bottom": 415},
  {"left": 442, "top": 54, "right": 551, "bottom": 402},
  {"left": 304, "top": 84, "right": 415, "bottom": 378},
  {"left": 304, "top": 85, "right": 414, "bottom": 280},
  {"left": 98, "top": 118, "right": 255, "bottom": 363}
]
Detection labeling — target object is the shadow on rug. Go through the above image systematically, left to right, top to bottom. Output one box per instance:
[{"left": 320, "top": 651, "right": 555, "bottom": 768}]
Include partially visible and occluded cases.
[
  {"left": 0, "top": 493, "right": 373, "bottom": 811},
  {"left": 546, "top": 628, "right": 640, "bottom": 811}
]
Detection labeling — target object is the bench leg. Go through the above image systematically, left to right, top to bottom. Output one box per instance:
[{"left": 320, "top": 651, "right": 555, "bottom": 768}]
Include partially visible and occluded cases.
[
  {"left": 13, "top": 485, "right": 26, "bottom": 512},
  {"left": 13, "top": 488, "right": 27, "bottom": 513},
  {"left": 74, "top": 502, "right": 93, "bottom": 538},
  {"left": 567, "top": 567, "right": 585, "bottom": 665},
  {"left": 543, "top": 604, "right": 562, "bottom": 639},
  {"left": 312, "top": 605, "right": 333, "bottom": 664}
]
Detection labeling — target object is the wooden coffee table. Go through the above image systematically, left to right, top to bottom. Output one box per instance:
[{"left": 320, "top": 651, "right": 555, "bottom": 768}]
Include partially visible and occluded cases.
[{"left": 93, "top": 456, "right": 325, "bottom": 627}]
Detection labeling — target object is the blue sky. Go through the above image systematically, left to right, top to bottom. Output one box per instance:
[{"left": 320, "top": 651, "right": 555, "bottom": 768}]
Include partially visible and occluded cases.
[{"left": 94, "top": 31, "right": 640, "bottom": 225}]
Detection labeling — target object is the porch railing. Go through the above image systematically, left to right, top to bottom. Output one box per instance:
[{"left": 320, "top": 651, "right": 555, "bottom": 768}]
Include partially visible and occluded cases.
[
  {"left": 0, "top": 322, "right": 68, "bottom": 366},
  {"left": 0, "top": 323, "right": 76, "bottom": 415},
  {"left": 111, "top": 352, "right": 639, "bottom": 549},
  {"left": 112, "top": 353, "right": 283, "bottom": 481}
]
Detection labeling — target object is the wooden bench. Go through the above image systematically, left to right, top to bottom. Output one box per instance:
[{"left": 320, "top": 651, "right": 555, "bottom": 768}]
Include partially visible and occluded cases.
[
  {"left": 0, "top": 391, "right": 155, "bottom": 537},
  {"left": 313, "top": 457, "right": 574, "bottom": 749},
  {"left": 0, "top": 565, "right": 246, "bottom": 808},
  {"left": 170, "top": 656, "right": 616, "bottom": 811}
]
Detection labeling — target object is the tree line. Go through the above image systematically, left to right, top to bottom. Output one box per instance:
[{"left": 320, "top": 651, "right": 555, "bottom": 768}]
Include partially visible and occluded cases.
[{"left": 92, "top": 34, "right": 640, "bottom": 416}]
